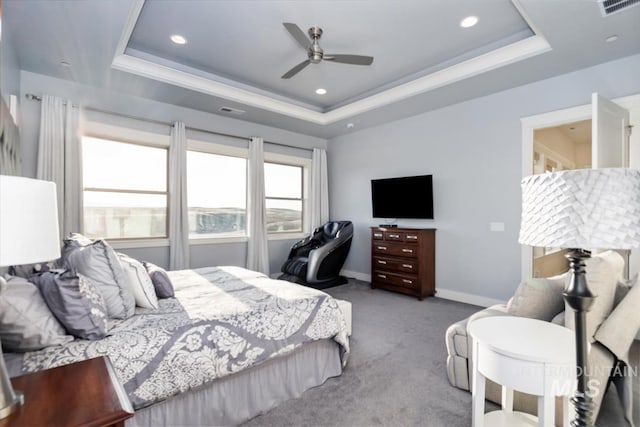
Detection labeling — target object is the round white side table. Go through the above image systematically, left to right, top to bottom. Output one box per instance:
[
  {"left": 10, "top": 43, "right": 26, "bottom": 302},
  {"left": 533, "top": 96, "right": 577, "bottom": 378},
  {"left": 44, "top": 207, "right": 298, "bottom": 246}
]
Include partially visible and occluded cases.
[{"left": 469, "top": 316, "right": 576, "bottom": 427}]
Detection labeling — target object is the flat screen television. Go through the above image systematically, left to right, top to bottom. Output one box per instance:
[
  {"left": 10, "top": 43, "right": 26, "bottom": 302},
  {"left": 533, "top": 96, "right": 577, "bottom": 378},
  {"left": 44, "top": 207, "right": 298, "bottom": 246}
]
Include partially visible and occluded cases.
[{"left": 371, "top": 174, "right": 433, "bottom": 219}]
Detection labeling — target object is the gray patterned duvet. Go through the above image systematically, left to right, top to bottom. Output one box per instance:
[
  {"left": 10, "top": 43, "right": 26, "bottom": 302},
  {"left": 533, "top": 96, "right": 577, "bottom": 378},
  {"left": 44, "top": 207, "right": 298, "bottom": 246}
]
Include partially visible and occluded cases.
[{"left": 19, "top": 266, "right": 350, "bottom": 410}]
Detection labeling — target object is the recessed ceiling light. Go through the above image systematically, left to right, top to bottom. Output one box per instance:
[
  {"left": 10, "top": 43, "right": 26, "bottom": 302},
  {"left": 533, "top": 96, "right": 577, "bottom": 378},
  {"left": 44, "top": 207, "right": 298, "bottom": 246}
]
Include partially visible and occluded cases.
[
  {"left": 460, "top": 16, "right": 478, "bottom": 28},
  {"left": 171, "top": 34, "right": 187, "bottom": 45},
  {"left": 605, "top": 35, "right": 619, "bottom": 43},
  {"left": 315, "top": 88, "right": 327, "bottom": 95},
  {"left": 346, "top": 123, "right": 355, "bottom": 129}
]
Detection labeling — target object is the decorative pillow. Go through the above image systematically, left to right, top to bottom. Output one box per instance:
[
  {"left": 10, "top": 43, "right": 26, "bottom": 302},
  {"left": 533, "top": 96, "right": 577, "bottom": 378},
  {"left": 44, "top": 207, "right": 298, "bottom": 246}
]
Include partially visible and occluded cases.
[
  {"left": 61, "top": 233, "right": 135, "bottom": 319},
  {"left": 564, "top": 250, "right": 623, "bottom": 342},
  {"left": 118, "top": 254, "right": 158, "bottom": 309},
  {"left": 142, "top": 261, "right": 175, "bottom": 298},
  {"left": 30, "top": 270, "right": 108, "bottom": 340},
  {"left": 506, "top": 272, "right": 566, "bottom": 321},
  {"left": 594, "top": 273, "right": 640, "bottom": 364},
  {"left": 613, "top": 273, "right": 637, "bottom": 308},
  {"left": 0, "top": 275, "right": 73, "bottom": 352}
]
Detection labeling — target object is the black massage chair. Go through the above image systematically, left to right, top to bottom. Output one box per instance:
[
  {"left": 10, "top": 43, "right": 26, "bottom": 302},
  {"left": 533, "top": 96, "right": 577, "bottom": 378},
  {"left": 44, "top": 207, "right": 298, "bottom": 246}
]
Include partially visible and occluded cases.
[{"left": 279, "top": 220, "right": 353, "bottom": 289}]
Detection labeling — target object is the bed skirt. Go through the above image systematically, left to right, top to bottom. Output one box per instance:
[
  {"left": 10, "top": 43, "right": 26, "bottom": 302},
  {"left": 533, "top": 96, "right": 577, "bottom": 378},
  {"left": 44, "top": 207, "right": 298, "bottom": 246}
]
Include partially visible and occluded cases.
[{"left": 126, "top": 338, "right": 343, "bottom": 426}]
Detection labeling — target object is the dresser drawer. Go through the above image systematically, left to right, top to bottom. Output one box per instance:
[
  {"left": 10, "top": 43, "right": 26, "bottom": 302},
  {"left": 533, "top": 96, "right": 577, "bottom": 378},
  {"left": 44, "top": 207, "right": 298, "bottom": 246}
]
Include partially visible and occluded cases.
[
  {"left": 385, "top": 231, "right": 404, "bottom": 241},
  {"left": 404, "top": 232, "right": 420, "bottom": 242},
  {"left": 372, "top": 242, "right": 418, "bottom": 258},
  {"left": 372, "top": 256, "right": 417, "bottom": 273},
  {"left": 372, "top": 271, "right": 418, "bottom": 289}
]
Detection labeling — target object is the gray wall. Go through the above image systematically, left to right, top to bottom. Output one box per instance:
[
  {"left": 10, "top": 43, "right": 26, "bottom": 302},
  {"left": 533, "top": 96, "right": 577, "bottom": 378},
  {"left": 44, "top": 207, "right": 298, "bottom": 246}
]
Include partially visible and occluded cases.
[
  {"left": 1, "top": 25, "right": 21, "bottom": 104},
  {"left": 328, "top": 53, "right": 640, "bottom": 301},
  {"left": 18, "top": 71, "right": 326, "bottom": 271}
]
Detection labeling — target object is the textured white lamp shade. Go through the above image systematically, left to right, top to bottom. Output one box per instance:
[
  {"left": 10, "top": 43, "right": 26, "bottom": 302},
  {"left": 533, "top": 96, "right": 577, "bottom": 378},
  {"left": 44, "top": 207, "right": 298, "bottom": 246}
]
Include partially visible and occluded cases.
[
  {"left": 519, "top": 168, "right": 640, "bottom": 249},
  {"left": 0, "top": 175, "right": 61, "bottom": 266}
]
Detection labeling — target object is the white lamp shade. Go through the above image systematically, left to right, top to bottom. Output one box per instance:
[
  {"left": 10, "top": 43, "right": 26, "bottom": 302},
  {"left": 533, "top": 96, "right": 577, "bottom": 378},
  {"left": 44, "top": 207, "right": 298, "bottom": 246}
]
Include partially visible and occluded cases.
[
  {"left": 519, "top": 168, "right": 640, "bottom": 250},
  {"left": 0, "top": 175, "right": 61, "bottom": 266}
]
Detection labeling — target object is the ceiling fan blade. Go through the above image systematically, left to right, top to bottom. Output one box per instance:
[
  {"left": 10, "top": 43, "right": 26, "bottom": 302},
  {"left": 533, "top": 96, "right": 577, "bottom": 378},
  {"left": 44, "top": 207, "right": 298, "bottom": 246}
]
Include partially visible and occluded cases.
[
  {"left": 283, "top": 23, "right": 310, "bottom": 50},
  {"left": 324, "top": 54, "right": 374, "bottom": 66},
  {"left": 281, "top": 60, "right": 311, "bottom": 79}
]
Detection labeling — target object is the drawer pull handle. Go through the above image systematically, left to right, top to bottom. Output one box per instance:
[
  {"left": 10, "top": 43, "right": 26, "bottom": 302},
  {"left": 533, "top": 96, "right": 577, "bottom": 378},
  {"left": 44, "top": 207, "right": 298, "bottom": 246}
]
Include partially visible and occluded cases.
[
  {"left": 374, "top": 233, "right": 383, "bottom": 238},
  {"left": 389, "top": 234, "right": 400, "bottom": 238},
  {"left": 407, "top": 235, "right": 418, "bottom": 240},
  {"left": 377, "top": 246, "right": 387, "bottom": 251},
  {"left": 402, "top": 249, "right": 413, "bottom": 253},
  {"left": 377, "top": 260, "right": 387, "bottom": 265},
  {"left": 402, "top": 264, "right": 413, "bottom": 269},
  {"left": 378, "top": 274, "right": 387, "bottom": 279},
  {"left": 402, "top": 279, "right": 412, "bottom": 284}
]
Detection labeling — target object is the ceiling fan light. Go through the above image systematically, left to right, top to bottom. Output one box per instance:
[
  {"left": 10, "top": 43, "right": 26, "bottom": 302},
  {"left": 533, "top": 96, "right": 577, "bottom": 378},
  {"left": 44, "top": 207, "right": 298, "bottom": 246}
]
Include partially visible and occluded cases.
[{"left": 460, "top": 16, "right": 478, "bottom": 28}]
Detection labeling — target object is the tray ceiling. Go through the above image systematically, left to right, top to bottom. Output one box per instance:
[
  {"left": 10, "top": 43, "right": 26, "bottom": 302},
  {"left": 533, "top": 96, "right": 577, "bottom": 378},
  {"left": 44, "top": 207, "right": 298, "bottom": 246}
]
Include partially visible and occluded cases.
[{"left": 4, "top": 0, "right": 640, "bottom": 137}]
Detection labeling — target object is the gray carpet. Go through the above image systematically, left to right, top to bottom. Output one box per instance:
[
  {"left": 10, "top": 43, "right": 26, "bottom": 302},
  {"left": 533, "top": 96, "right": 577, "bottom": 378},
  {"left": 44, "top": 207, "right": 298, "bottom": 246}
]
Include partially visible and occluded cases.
[{"left": 243, "top": 280, "right": 637, "bottom": 427}]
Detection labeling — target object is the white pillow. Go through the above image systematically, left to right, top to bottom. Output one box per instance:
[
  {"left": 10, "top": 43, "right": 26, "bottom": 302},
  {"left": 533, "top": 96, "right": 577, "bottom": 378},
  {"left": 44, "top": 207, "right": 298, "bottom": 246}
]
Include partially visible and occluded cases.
[{"left": 117, "top": 254, "right": 158, "bottom": 310}]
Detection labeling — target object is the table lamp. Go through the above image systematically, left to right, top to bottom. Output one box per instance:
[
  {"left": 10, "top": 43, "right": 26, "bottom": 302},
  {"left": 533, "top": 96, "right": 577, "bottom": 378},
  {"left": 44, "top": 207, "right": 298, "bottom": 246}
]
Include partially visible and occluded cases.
[
  {"left": 519, "top": 167, "right": 640, "bottom": 427},
  {"left": 0, "top": 175, "right": 61, "bottom": 419}
]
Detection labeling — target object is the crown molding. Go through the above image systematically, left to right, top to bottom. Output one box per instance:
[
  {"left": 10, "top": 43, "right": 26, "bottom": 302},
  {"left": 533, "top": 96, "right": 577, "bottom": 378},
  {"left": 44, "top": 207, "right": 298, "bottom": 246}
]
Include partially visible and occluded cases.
[{"left": 113, "top": 0, "right": 551, "bottom": 126}]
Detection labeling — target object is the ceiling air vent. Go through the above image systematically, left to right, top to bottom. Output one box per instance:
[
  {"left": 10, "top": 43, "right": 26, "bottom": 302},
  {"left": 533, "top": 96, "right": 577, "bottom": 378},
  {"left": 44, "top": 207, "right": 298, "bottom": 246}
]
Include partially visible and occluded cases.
[
  {"left": 599, "top": 0, "right": 640, "bottom": 16},
  {"left": 218, "top": 106, "right": 245, "bottom": 115}
]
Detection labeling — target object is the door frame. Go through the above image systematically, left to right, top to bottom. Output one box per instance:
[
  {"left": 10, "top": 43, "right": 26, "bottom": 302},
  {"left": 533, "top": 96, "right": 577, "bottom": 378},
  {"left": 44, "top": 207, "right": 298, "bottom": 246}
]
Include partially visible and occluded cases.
[{"left": 519, "top": 93, "right": 640, "bottom": 280}]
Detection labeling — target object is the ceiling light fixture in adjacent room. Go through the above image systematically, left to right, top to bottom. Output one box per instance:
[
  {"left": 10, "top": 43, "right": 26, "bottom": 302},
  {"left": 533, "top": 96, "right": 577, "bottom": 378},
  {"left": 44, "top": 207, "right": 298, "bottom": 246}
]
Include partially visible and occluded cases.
[
  {"left": 460, "top": 16, "right": 478, "bottom": 28},
  {"left": 170, "top": 34, "right": 187, "bottom": 45},
  {"left": 605, "top": 35, "right": 619, "bottom": 43},
  {"left": 315, "top": 88, "right": 327, "bottom": 95}
]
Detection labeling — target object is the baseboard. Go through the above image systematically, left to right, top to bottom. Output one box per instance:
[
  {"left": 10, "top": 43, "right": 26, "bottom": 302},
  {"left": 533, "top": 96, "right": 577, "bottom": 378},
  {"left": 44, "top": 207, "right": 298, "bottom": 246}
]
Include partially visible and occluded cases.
[
  {"left": 340, "top": 269, "right": 505, "bottom": 308},
  {"left": 340, "top": 269, "right": 371, "bottom": 282},
  {"left": 435, "top": 289, "right": 506, "bottom": 308}
]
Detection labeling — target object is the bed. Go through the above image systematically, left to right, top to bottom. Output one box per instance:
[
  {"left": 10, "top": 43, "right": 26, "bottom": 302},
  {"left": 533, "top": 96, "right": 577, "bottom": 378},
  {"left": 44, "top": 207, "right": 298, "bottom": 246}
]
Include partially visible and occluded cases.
[{"left": 5, "top": 265, "right": 350, "bottom": 426}]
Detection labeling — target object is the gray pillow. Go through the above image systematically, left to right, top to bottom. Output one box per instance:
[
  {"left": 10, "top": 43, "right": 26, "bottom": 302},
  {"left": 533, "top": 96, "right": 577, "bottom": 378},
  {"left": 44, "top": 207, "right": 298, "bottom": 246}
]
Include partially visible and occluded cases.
[
  {"left": 61, "top": 233, "right": 135, "bottom": 319},
  {"left": 142, "top": 261, "right": 175, "bottom": 298},
  {"left": 31, "top": 270, "right": 108, "bottom": 340},
  {"left": 506, "top": 273, "right": 566, "bottom": 321},
  {"left": 0, "top": 275, "right": 73, "bottom": 352}
]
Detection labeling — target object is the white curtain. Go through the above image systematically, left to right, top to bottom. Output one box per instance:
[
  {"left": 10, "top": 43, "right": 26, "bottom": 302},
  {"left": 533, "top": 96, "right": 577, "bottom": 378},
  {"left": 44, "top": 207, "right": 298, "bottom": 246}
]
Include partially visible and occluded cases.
[
  {"left": 37, "top": 95, "right": 82, "bottom": 239},
  {"left": 169, "top": 121, "right": 189, "bottom": 270},
  {"left": 246, "top": 137, "right": 270, "bottom": 274},
  {"left": 310, "top": 148, "right": 329, "bottom": 230}
]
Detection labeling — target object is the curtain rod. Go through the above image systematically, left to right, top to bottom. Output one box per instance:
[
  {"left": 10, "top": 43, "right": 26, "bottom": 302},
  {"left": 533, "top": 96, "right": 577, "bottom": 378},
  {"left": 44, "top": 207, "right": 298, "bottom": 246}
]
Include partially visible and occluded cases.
[{"left": 25, "top": 93, "right": 313, "bottom": 152}]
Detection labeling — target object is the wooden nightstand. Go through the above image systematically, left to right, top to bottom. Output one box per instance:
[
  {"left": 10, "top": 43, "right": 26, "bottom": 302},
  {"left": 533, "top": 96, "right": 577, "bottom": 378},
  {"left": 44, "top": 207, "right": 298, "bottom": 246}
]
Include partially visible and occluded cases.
[{"left": 0, "top": 356, "right": 133, "bottom": 427}]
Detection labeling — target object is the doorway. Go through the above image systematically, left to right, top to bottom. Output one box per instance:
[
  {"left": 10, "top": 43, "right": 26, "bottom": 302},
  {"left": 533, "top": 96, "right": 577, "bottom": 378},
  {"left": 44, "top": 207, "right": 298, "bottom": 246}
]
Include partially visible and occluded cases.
[
  {"left": 520, "top": 92, "right": 639, "bottom": 281},
  {"left": 531, "top": 120, "right": 591, "bottom": 277}
]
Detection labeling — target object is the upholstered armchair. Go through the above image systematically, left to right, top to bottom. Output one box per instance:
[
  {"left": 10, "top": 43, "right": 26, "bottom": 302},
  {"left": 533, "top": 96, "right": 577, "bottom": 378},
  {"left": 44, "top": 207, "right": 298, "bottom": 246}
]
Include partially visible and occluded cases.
[{"left": 445, "top": 250, "right": 640, "bottom": 425}]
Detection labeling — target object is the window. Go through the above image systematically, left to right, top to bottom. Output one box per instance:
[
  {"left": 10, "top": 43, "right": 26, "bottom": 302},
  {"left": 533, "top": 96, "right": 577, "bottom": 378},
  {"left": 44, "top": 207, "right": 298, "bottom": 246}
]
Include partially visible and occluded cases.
[
  {"left": 82, "top": 136, "right": 168, "bottom": 240},
  {"left": 187, "top": 150, "right": 247, "bottom": 238},
  {"left": 264, "top": 162, "right": 303, "bottom": 233}
]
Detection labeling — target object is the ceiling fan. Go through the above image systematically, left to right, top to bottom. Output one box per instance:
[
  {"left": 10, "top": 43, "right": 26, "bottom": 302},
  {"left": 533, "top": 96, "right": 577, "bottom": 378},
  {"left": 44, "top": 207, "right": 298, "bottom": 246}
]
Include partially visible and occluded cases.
[{"left": 281, "top": 23, "right": 374, "bottom": 79}]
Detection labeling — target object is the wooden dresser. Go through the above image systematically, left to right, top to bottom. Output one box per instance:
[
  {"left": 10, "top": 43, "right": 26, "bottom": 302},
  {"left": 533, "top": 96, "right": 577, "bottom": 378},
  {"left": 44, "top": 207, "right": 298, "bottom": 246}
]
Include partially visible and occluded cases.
[{"left": 370, "top": 227, "right": 435, "bottom": 300}]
